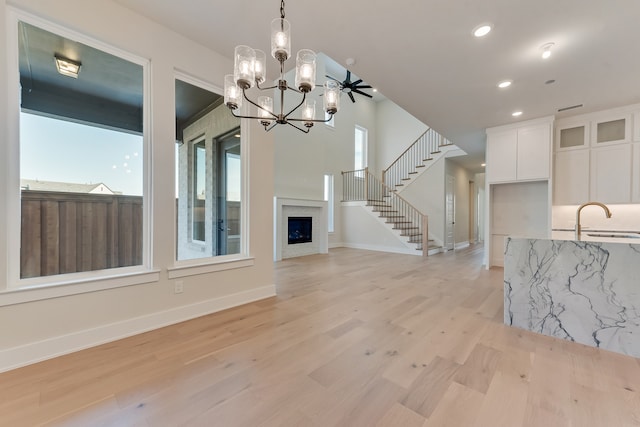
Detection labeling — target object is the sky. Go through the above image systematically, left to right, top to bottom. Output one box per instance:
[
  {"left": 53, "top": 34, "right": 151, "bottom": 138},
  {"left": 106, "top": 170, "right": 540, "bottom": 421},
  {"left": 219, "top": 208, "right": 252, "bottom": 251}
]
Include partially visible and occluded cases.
[
  {"left": 21, "top": 112, "right": 143, "bottom": 196},
  {"left": 21, "top": 112, "right": 241, "bottom": 201}
]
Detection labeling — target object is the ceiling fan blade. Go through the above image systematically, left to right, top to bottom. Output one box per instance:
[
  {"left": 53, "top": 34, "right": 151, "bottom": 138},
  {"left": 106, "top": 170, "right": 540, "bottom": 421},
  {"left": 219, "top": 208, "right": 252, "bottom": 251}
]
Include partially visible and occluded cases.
[
  {"left": 345, "top": 70, "right": 351, "bottom": 83},
  {"left": 352, "top": 79, "right": 363, "bottom": 86},
  {"left": 355, "top": 84, "right": 372, "bottom": 89},
  {"left": 352, "top": 89, "right": 373, "bottom": 98},
  {"left": 348, "top": 92, "right": 356, "bottom": 103}
]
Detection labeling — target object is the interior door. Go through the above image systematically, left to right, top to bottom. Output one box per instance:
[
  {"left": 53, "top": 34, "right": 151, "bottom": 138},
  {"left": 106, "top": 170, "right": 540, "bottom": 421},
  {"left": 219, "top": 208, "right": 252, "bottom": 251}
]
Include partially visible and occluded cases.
[
  {"left": 216, "top": 129, "right": 241, "bottom": 256},
  {"left": 445, "top": 174, "right": 455, "bottom": 250}
]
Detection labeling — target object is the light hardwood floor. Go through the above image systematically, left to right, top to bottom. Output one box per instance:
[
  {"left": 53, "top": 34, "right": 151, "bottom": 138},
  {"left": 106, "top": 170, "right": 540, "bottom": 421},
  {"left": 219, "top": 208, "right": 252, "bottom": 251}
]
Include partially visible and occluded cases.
[{"left": 2, "top": 246, "right": 640, "bottom": 426}]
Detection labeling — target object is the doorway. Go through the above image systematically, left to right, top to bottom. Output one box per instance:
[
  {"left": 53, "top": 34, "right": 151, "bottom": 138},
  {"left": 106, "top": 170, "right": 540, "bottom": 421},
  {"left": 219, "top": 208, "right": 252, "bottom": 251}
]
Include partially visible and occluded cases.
[{"left": 445, "top": 174, "right": 455, "bottom": 250}]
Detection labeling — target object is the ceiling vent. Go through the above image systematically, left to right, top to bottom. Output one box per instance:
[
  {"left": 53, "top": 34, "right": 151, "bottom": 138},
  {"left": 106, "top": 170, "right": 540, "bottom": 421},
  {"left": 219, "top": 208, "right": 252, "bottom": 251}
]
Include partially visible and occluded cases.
[{"left": 557, "top": 104, "right": 583, "bottom": 112}]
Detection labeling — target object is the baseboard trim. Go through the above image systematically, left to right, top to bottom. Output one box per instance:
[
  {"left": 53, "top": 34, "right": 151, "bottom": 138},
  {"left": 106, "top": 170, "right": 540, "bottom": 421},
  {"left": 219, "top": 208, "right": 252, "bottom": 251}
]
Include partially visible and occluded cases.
[
  {"left": 454, "top": 241, "right": 470, "bottom": 250},
  {"left": 341, "top": 243, "right": 420, "bottom": 256},
  {"left": 0, "top": 284, "right": 276, "bottom": 373}
]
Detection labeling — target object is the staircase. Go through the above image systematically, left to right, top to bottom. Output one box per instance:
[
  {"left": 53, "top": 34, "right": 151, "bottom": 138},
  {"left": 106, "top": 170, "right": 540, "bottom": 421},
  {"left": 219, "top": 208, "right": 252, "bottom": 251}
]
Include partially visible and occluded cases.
[
  {"left": 341, "top": 128, "right": 458, "bottom": 255},
  {"left": 383, "top": 128, "right": 454, "bottom": 192},
  {"left": 342, "top": 168, "right": 439, "bottom": 255}
]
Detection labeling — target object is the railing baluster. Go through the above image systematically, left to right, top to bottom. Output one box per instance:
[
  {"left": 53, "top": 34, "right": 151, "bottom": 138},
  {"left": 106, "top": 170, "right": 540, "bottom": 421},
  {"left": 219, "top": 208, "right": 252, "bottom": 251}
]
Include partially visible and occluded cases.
[{"left": 341, "top": 168, "right": 429, "bottom": 255}]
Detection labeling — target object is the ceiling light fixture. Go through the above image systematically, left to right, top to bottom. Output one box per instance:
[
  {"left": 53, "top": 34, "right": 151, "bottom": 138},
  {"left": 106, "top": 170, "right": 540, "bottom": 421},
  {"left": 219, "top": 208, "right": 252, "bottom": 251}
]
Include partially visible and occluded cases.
[
  {"left": 224, "top": 0, "right": 339, "bottom": 133},
  {"left": 473, "top": 24, "right": 492, "bottom": 37},
  {"left": 541, "top": 42, "right": 554, "bottom": 59},
  {"left": 54, "top": 54, "right": 81, "bottom": 78},
  {"left": 497, "top": 80, "right": 512, "bottom": 89},
  {"left": 512, "top": 111, "right": 523, "bottom": 117}
]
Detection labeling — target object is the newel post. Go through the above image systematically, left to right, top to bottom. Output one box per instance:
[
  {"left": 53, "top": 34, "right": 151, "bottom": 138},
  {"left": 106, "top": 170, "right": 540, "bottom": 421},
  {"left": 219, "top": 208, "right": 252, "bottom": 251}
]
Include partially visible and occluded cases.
[
  {"left": 364, "top": 167, "right": 369, "bottom": 201},
  {"left": 422, "top": 215, "right": 429, "bottom": 257}
]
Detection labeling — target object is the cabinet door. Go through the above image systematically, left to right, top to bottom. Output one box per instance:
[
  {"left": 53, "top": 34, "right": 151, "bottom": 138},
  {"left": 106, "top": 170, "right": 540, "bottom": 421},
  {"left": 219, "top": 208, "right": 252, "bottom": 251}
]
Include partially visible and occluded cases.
[
  {"left": 591, "top": 114, "right": 632, "bottom": 146},
  {"left": 556, "top": 122, "right": 589, "bottom": 151},
  {"left": 517, "top": 124, "right": 551, "bottom": 180},
  {"left": 486, "top": 129, "right": 517, "bottom": 183},
  {"left": 633, "top": 144, "right": 640, "bottom": 202},
  {"left": 590, "top": 145, "right": 632, "bottom": 203},
  {"left": 554, "top": 150, "right": 590, "bottom": 205}
]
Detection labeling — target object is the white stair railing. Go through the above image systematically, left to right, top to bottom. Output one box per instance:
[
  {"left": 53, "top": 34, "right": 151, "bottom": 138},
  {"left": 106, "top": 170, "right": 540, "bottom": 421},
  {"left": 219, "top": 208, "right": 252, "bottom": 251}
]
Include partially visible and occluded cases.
[
  {"left": 382, "top": 129, "right": 453, "bottom": 190},
  {"left": 342, "top": 168, "right": 429, "bottom": 255}
]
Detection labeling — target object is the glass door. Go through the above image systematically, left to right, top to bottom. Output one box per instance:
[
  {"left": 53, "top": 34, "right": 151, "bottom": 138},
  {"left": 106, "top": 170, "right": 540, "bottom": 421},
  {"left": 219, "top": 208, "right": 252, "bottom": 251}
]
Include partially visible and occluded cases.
[{"left": 216, "top": 129, "right": 241, "bottom": 255}]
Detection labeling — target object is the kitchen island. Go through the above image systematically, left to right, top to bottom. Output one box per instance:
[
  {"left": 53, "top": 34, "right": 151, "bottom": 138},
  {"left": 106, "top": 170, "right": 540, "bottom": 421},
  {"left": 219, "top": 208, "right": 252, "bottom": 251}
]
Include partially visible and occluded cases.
[{"left": 504, "top": 233, "right": 640, "bottom": 358}]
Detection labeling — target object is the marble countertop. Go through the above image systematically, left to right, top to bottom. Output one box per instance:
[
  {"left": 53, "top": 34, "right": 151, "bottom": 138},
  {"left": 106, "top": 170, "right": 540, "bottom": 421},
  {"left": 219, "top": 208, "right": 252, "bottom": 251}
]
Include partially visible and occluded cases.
[
  {"left": 507, "top": 229, "right": 640, "bottom": 244},
  {"left": 551, "top": 230, "right": 640, "bottom": 244}
]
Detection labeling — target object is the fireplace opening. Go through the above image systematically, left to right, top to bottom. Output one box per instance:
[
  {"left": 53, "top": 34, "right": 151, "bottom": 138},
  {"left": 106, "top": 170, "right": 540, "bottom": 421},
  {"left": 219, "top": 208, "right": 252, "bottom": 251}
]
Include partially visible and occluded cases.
[{"left": 288, "top": 216, "right": 312, "bottom": 244}]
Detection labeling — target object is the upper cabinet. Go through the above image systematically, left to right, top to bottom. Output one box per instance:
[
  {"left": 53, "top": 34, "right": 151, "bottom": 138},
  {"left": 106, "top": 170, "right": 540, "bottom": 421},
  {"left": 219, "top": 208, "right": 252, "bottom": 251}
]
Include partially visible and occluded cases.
[
  {"left": 553, "top": 103, "right": 640, "bottom": 205},
  {"left": 591, "top": 113, "right": 632, "bottom": 146},
  {"left": 486, "top": 117, "right": 553, "bottom": 184},
  {"left": 556, "top": 121, "right": 589, "bottom": 151}
]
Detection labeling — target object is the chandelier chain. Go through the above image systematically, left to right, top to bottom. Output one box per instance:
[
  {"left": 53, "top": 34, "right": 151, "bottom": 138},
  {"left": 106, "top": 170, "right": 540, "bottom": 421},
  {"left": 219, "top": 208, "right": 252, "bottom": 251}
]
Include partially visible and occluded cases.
[{"left": 280, "top": 0, "right": 285, "bottom": 19}]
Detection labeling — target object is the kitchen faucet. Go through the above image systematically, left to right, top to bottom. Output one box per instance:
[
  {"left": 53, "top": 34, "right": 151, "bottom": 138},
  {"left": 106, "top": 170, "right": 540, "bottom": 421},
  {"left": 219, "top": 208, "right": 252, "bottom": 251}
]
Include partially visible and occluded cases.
[{"left": 575, "top": 201, "right": 612, "bottom": 239}]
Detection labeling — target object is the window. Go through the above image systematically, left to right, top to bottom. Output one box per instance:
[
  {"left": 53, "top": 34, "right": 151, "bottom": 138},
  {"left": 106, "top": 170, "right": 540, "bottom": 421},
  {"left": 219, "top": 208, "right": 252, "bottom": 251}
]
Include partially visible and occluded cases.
[
  {"left": 14, "top": 19, "right": 148, "bottom": 282},
  {"left": 175, "top": 76, "right": 243, "bottom": 261},
  {"left": 325, "top": 111, "right": 335, "bottom": 128},
  {"left": 355, "top": 125, "right": 368, "bottom": 177},
  {"left": 192, "top": 138, "right": 207, "bottom": 243},
  {"left": 324, "top": 174, "right": 334, "bottom": 233}
]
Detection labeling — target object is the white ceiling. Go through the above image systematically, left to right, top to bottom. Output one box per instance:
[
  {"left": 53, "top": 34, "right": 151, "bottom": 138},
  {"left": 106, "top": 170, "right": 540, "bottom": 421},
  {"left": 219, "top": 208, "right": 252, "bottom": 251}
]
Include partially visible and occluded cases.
[{"left": 115, "top": 0, "right": 640, "bottom": 171}]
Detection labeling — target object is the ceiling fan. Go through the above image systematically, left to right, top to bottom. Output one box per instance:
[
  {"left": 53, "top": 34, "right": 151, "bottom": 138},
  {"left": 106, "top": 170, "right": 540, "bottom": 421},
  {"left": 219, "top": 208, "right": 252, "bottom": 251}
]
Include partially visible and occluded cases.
[{"left": 325, "top": 70, "right": 373, "bottom": 103}]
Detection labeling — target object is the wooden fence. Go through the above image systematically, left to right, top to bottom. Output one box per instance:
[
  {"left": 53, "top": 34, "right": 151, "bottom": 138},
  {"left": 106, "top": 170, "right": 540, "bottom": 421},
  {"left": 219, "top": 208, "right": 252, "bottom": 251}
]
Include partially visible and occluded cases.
[{"left": 21, "top": 191, "right": 143, "bottom": 279}]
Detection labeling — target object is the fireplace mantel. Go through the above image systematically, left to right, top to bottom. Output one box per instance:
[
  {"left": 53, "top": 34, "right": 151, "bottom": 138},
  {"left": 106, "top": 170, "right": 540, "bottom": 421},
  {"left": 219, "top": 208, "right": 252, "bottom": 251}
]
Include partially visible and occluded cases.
[{"left": 274, "top": 197, "right": 328, "bottom": 261}]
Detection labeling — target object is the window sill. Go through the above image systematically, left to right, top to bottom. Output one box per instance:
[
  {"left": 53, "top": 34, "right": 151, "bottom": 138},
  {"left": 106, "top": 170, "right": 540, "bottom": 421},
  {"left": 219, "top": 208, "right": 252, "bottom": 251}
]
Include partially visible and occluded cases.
[
  {"left": 168, "top": 256, "right": 255, "bottom": 279},
  {"left": 0, "top": 269, "right": 161, "bottom": 307}
]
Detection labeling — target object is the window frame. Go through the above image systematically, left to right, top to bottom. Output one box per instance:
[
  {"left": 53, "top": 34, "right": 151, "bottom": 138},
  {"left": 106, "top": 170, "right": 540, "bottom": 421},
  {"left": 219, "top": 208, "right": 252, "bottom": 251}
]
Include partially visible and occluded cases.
[
  {"left": 1, "top": 9, "right": 156, "bottom": 304},
  {"left": 169, "top": 71, "right": 252, "bottom": 278},
  {"left": 324, "top": 174, "right": 334, "bottom": 233}
]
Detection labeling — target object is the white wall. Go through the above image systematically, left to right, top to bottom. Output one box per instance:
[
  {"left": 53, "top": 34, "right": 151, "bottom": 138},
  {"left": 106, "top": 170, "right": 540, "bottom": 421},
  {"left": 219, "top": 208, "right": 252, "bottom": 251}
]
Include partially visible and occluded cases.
[
  {"left": 0, "top": 0, "right": 274, "bottom": 371},
  {"left": 273, "top": 55, "right": 378, "bottom": 248},
  {"left": 374, "top": 99, "right": 428, "bottom": 176},
  {"left": 399, "top": 156, "right": 446, "bottom": 245},
  {"left": 445, "top": 159, "right": 474, "bottom": 246},
  {"left": 475, "top": 173, "right": 486, "bottom": 243},
  {"left": 341, "top": 203, "right": 417, "bottom": 255}
]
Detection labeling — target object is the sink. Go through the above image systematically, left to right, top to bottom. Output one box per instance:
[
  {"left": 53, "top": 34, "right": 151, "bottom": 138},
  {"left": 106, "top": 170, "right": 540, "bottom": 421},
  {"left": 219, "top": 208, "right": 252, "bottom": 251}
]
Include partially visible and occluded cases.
[{"left": 587, "top": 233, "right": 640, "bottom": 239}]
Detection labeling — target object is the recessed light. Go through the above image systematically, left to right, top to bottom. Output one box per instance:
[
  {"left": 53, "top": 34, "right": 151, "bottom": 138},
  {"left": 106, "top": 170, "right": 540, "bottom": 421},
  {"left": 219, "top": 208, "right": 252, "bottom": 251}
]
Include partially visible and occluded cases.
[
  {"left": 473, "top": 24, "right": 492, "bottom": 38},
  {"left": 541, "top": 42, "right": 554, "bottom": 59},
  {"left": 497, "top": 80, "right": 512, "bottom": 89},
  {"left": 372, "top": 88, "right": 378, "bottom": 93},
  {"left": 512, "top": 111, "right": 523, "bottom": 117},
  {"left": 481, "top": 163, "right": 486, "bottom": 167}
]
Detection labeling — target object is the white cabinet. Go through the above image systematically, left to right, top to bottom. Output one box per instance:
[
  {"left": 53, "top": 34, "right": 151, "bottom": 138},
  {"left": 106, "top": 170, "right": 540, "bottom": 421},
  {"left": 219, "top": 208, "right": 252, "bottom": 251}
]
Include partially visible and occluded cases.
[
  {"left": 591, "top": 114, "right": 631, "bottom": 146},
  {"left": 486, "top": 120, "right": 552, "bottom": 184},
  {"left": 556, "top": 121, "right": 589, "bottom": 151},
  {"left": 518, "top": 124, "right": 552, "bottom": 180},
  {"left": 486, "top": 129, "right": 517, "bottom": 182},
  {"left": 633, "top": 144, "right": 640, "bottom": 202},
  {"left": 590, "top": 145, "right": 632, "bottom": 204},
  {"left": 554, "top": 150, "right": 590, "bottom": 205}
]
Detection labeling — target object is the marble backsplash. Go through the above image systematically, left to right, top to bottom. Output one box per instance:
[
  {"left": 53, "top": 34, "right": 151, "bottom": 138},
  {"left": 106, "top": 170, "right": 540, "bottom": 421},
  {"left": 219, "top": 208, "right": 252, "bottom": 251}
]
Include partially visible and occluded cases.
[{"left": 553, "top": 204, "right": 640, "bottom": 231}]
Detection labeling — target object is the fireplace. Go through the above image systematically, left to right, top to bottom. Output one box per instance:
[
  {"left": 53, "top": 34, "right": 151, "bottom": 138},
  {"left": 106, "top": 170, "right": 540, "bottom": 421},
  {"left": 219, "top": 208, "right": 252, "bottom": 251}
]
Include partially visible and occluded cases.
[
  {"left": 274, "top": 198, "right": 328, "bottom": 261},
  {"left": 288, "top": 217, "right": 312, "bottom": 244}
]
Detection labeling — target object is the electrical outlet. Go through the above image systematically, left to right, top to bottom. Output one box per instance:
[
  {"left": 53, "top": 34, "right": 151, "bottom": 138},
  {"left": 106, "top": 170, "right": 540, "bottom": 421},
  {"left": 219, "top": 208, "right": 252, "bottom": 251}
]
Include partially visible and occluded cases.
[{"left": 174, "top": 280, "right": 184, "bottom": 294}]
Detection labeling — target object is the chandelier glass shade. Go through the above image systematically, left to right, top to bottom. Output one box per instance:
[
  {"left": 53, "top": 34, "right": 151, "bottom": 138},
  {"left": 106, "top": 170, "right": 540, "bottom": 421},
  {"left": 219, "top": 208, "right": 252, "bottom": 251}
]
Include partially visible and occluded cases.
[{"left": 224, "top": 0, "right": 340, "bottom": 133}]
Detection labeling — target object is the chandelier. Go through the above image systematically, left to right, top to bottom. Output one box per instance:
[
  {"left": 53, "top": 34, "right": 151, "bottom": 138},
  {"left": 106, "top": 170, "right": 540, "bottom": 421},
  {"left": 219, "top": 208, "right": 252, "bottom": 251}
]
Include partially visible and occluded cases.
[{"left": 223, "top": 0, "right": 341, "bottom": 133}]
